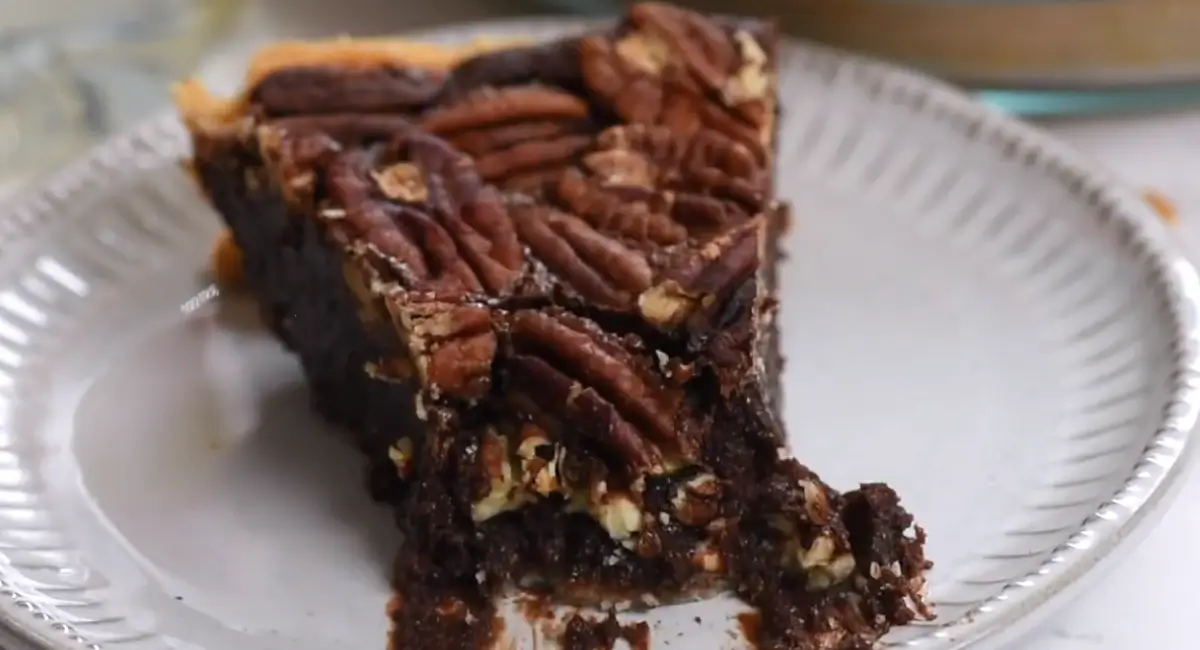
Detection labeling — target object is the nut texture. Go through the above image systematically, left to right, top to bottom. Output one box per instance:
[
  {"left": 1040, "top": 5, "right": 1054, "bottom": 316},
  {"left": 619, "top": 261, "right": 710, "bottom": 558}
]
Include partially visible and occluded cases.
[
  {"left": 579, "top": 2, "right": 775, "bottom": 158},
  {"left": 438, "top": 37, "right": 587, "bottom": 104},
  {"left": 252, "top": 65, "right": 444, "bottom": 117},
  {"left": 420, "top": 86, "right": 595, "bottom": 192},
  {"left": 316, "top": 121, "right": 768, "bottom": 341},
  {"left": 555, "top": 123, "right": 767, "bottom": 246},
  {"left": 326, "top": 131, "right": 526, "bottom": 298},
  {"left": 373, "top": 162, "right": 429, "bottom": 202},
  {"left": 510, "top": 200, "right": 654, "bottom": 309},
  {"left": 638, "top": 216, "right": 762, "bottom": 331},
  {"left": 391, "top": 299, "right": 496, "bottom": 401},
  {"left": 506, "top": 309, "right": 694, "bottom": 473},
  {"left": 472, "top": 428, "right": 523, "bottom": 521}
]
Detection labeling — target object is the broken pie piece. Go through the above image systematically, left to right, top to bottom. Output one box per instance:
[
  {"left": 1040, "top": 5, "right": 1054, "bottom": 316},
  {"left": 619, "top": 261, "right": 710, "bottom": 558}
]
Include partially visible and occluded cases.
[{"left": 177, "top": 4, "right": 932, "bottom": 650}]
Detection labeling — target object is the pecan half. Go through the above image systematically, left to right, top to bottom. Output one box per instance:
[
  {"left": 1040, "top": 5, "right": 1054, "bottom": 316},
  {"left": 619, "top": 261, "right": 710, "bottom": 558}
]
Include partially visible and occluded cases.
[
  {"left": 627, "top": 2, "right": 736, "bottom": 95},
  {"left": 579, "top": 3, "right": 774, "bottom": 158},
  {"left": 439, "top": 37, "right": 586, "bottom": 103},
  {"left": 251, "top": 65, "right": 444, "bottom": 117},
  {"left": 420, "top": 86, "right": 596, "bottom": 193},
  {"left": 421, "top": 86, "right": 590, "bottom": 134},
  {"left": 448, "top": 121, "right": 590, "bottom": 158},
  {"left": 553, "top": 123, "right": 767, "bottom": 246},
  {"left": 255, "top": 124, "right": 344, "bottom": 208},
  {"left": 325, "top": 130, "right": 526, "bottom": 298},
  {"left": 474, "top": 135, "right": 593, "bottom": 188},
  {"left": 510, "top": 199, "right": 653, "bottom": 309},
  {"left": 638, "top": 216, "right": 761, "bottom": 330},
  {"left": 387, "top": 297, "right": 497, "bottom": 401},
  {"left": 505, "top": 309, "right": 693, "bottom": 474},
  {"left": 508, "top": 353, "right": 662, "bottom": 472}
]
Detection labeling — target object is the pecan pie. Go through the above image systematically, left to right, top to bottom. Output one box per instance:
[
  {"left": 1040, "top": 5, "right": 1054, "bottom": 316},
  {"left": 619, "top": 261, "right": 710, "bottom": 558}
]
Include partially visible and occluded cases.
[{"left": 176, "top": 4, "right": 932, "bottom": 649}]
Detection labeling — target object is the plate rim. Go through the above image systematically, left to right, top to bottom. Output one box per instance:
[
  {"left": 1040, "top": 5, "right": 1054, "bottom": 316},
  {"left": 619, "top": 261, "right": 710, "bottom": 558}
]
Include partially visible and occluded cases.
[{"left": 0, "top": 15, "right": 1198, "bottom": 650}]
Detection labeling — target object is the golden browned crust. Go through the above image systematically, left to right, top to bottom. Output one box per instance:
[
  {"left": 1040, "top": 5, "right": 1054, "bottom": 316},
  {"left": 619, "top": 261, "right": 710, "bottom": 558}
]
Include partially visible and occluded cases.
[
  {"left": 245, "top": 36, "right": 531, "bottom": 85},
  {"left": 210, "top": 229, "right": 244, "bottom": 289}
]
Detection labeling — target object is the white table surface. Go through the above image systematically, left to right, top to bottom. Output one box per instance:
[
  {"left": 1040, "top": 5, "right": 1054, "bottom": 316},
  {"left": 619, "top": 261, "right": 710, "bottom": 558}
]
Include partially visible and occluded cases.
[{"left": 162, "top": 2, "right": 1200, "bottom": 649}]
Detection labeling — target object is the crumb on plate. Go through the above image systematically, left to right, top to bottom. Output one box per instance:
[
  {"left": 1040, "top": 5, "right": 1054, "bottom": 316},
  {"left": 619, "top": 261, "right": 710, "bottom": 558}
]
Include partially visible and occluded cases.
[
  {"left": 1144, "top": 188, "right": 1179, "bottom": 224},
  {"left": 211, "top": 230, "right": 243, "bottom": 289}
]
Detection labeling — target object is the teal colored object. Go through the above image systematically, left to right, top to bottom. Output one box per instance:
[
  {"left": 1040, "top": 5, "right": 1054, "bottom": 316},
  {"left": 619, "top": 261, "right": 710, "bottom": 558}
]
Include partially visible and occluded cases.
[{"left": 978, "top": 87, "right": 1200, "bottom": 117}]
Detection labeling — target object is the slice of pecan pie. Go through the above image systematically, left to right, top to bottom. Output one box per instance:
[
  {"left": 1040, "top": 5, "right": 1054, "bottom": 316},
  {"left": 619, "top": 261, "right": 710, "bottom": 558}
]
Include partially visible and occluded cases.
[{"left": 176, "top": 4, "right": 932, "bottom": 649}]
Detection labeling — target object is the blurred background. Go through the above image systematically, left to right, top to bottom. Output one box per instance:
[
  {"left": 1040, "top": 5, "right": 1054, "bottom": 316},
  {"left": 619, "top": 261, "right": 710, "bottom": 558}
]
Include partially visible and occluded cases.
[
  {"left": 0, "top": 0, "right": 533, "bottom": 196},
  {"left": 4, "top": 0, "right": 1200, "bottom": 198}
]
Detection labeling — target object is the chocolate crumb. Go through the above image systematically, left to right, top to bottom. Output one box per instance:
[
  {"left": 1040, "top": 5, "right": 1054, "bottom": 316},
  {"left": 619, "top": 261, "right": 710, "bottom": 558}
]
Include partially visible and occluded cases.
[
  {"left": 561, "top": 611, "right": 650, "bottom": 650},
  {"left": 737, "top": 611, "right": 761, "bottom": 649}
]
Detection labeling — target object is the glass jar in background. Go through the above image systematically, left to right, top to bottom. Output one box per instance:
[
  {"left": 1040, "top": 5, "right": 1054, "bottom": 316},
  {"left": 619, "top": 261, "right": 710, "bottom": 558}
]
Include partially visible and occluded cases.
[{"left": 0, "top": 0, "right": 244, "bottom": 195}]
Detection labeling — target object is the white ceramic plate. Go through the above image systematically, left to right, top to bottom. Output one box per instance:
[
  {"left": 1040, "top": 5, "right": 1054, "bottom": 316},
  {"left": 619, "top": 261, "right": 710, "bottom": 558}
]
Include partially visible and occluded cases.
[{"left": 0, "top": 17, "right": 1195, "bottom": 650}]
